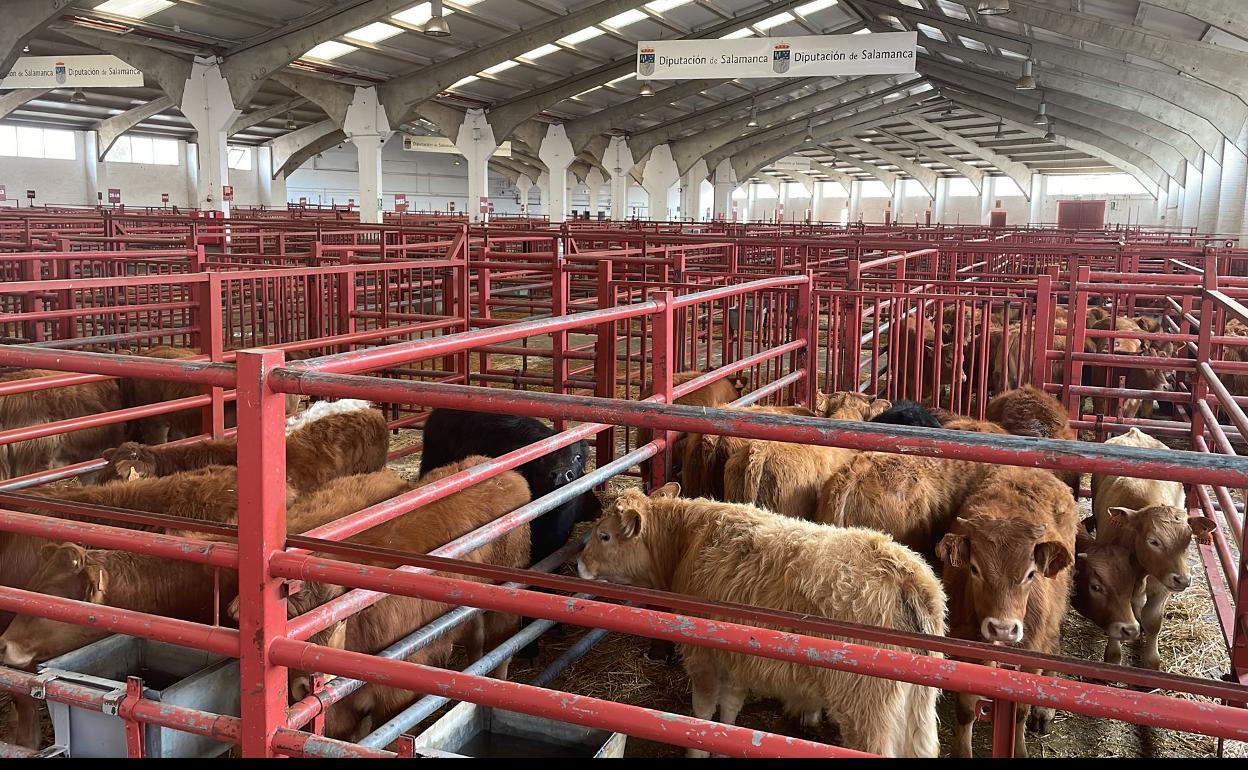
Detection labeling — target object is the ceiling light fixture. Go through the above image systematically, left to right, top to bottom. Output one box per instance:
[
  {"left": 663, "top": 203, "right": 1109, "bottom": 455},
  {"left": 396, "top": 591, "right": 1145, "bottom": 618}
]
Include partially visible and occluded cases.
[
  {"left": 424, "top": 0, "right": 450, "bottom": 37},
  {"left": 976, "top": 0, "right": 1011, "bottom": 15},
  {"left": 1016, "top": 59, "right": 1037, "bottom": 90},
  {"left": 639, "top": 80, "right": 654, "bottom": 96},
  {"left": 71, "top": 88, "right": 87, "bottom": 104},
  {"left": 1033, "top": 98, "right": 1049, "bottom": 125},
  {"left": 746, "top": 106, "right": 759, "bottom": 127},
  {"left": 285, "top": 112, "right": 296, "bottom": 130},
  {"left": 994, "top": 119, "right": 1004, "bottom": 139},
  {"left": 1044, "top": 120, "right": 1057, "bottom": 142},
  {"left": 803, "top": 121, "right": 815, "bottom": 142}
]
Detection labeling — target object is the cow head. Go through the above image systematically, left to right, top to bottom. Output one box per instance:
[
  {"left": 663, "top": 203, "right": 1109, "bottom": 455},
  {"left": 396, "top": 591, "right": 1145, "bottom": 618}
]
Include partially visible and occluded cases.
[
  {"left": 815, "top": 391, "right": 892, "bottom": 421},
  {"left": 535, "top": 438, "right": 589, "bottom": 490},
  {"left": 101, "top": 442, "right": 159, "bottom": 482},
  {"left": 577, "top": 484, "right": 679, "bottom": 588},
  {"left": 1106, "top": 505, "right": 1215, "bottom": 592},
  {"left": 937, "top": 517, "right": 1072, "bottom": 644},
  {"left": 1072, "top": 529, "right": 1143, "bottom": 641},
  {"left": 0, "top": 544, "right": 110, "bottom": 668}
]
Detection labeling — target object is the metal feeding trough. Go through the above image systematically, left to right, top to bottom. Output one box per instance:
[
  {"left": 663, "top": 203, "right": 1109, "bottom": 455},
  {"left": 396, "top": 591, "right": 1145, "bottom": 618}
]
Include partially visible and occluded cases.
[
  {"left": 39, "top": 634, "right": 240, "bottom": 758},
  {"left": 412, "top": 701, "right": 627, "bottom": 758}
]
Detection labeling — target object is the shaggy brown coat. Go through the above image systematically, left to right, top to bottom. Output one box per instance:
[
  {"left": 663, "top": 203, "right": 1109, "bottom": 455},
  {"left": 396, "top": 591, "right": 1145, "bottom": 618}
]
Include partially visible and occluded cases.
[{"left": 0, "top": 369, "right": 125, "bottom": 481}]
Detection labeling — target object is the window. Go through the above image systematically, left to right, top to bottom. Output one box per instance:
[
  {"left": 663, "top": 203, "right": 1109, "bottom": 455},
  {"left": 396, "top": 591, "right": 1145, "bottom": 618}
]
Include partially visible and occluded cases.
[
  {"left": 0, "top": 126, "right": 76, "bottom": 160},
  {"left": 106, "top": 135, "right": 179, "bottom": 165},
  {"left": 228, "top": 146, "right": 252, "bottom": 170},
  {"left": 1046, "top": 173, "right": 1146, "bottom": 196},
  {"left": 947, "top": 177, "right": 978, "bottom": 197},
  {"left": 994, "top": 177, "right": 1025, "bottom": 197},
  {"left": 901, "top": 179, "right": 926, "bottom": 197},
  {"left": 860, "top": 180, "right": 891, "bottom": 198},
  {"left": 783, "top": 181, "right": 810, "bottom": 199},
  {"left": 819, "top": 181, "right": 848, "bottom": 197},
  {"left": 752, "top": 182, "right": 777, "bottom": 199}
]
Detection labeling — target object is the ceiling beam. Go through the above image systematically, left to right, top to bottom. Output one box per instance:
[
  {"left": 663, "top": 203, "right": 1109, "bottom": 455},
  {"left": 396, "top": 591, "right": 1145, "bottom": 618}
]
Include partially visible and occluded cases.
[
  {"left": 94, "top": 96, "right": 176, "bottom": 159},
  {"left": 904, "top": 114, "right": 1032, "bottom": 200}
]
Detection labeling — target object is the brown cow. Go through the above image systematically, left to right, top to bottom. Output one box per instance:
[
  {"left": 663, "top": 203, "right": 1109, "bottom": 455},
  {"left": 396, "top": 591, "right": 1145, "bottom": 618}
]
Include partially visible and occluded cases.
[
  {"left": 121, "top": 346, "right": 228, "bottom": 444},
  {"left": 0, "top": 369, "right": 126, "bottom": 481},
  {"left": 639, "top": 370, "right": 744, "bottom": 486},
  {"left": 985, "top": 386, "right": 1080, "bottom": 495},
  {"left": 814, "top": 390, "right": 891, "bottom": 420},
  {"left": 100, "top": 399, "right": 389, "bottom": 494},
  {"left": 679, "top": 405, "right": 815, "bottom": 500},
  {"left": 723, "top": 442, "right": 854, "bottom": 521},
  {"left": 816, "top": 453, "right": 991, "bottom": 555},
  {"left": 277, "top": 458, "right": 531, "bottom": 742},
  {"left": 937, "top": 465, "right": 1077, "bottom": 757},
  {"left": 578, "top": 485, "right": 946, "bottom": 757},
  {"left": 1072, "top": 526, "right": 1145, "bottom": 665}
]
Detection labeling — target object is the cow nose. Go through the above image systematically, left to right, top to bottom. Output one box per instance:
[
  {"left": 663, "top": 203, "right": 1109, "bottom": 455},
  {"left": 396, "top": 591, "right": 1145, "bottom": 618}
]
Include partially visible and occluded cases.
[
  {"left": 563, "top": 470, "right": 576, "bottom": 483},
  {"left": 575, "top": 560, "right": 594, "bottom": 580},
  {"left": 1168, "top": 573, "right": 1191, "bottom": 591},
  {"left": 982, "top": 618, "right": 1023, "bottom": 643},
  {"left": 1109, "top": 621, "right": 1141, "bottom": 641}
]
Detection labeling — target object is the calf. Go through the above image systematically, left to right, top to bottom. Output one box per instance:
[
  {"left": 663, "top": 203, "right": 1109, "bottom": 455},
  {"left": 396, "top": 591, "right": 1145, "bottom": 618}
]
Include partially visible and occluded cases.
[
  {"left": 121, "top": 346, "right": 229, "bottom": 444},
  {"left": 0, "top": 368, "right": 126, "bottom": 481},
  {"left": 639, "top": 370, "right": 744, "bottom": 487},
  {"left": 985, "top": 386, "right": 1080, "bottom": 495},
  {"left": 814, "top": 390, "right": 891, "bottom": 420},
  {"left": 100, "top": 399, "right": 389, "bottom": 494},
  {"left": 870, "top": 400, "right": 942, "bottom": 429},
  {"left": 679, "top": 405, "right": 815, "bottom": 500},
  {"left": 419, "top": 408, "right": 598, "bottom": 565},
  {"left": 1091, "top": 428, "right": 1214, "bottom": 669},
  {"left": 723, "top": 442, "right": 854, "bottom": 521},
  {"left": 817, "top": 453, "right": 991, "bottom": 555},
  {"left": 279, "top": 458, "right": 531, "bottom": 741},
  {"left": 937, "top": 465, "right": 1077, "bottom": 757},
  {"left": 578, "top": 485, "right": 946, "bottom": 757},
  {"left": 1072, "top": 526, "right": 1145, "bottom": 665}
]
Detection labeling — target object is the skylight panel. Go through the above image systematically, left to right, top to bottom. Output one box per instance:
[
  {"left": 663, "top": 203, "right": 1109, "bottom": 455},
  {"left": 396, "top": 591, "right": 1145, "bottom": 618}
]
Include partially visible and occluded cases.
[
  {"left": 94, "top": 0, "right": 173, "bottom": 19},
  {"left": 303, "top": 41, "right": 358, "bottom": 61}
]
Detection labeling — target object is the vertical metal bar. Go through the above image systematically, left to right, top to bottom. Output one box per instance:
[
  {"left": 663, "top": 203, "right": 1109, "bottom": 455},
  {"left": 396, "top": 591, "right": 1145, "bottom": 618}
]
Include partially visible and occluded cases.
[
  {"left": 551, "top": 255, "right": 569, "bottom": 431},
  {"left": 595, "top": 261, "right": 616, "bottom": 473},
  {"left": 1032, "top": 275, "right": 1053, "bottom": 388},
  {"left": 649, "top": 290, "right": 675, "bottom": 490},
  {"left": 235, "top": 348, "right": 289, "bottom": 757},
  {"left": 121, "top": 675, "right": 145, "bottom": 758},
  {"left": 990, "top": 698, "right": 1018, "bottom": 757}
]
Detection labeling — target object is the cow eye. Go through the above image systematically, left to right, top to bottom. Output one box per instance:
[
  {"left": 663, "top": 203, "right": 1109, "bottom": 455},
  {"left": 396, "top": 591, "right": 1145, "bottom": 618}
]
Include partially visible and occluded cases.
[
  {"left": 575, "top": 454, "right": 582, "bottom": 464},
  {"left": 599, "top": 532, "right": 611, "bottom": 543},
  {"left": 1147, "top": 538, "right": 1161, "bottom": 548},
  {"left": 969, "top": 564, "right": 980, "bottom": 577},
  {"left": 1024, "top": 569, "right": 1037, "bottom": 582},
  {"left": 1091, "top": 583, "right": 1103, "bottom": 594}
]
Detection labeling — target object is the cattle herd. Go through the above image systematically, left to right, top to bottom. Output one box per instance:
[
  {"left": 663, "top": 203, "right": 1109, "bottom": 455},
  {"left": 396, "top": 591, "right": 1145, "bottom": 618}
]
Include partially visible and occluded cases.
[{"left": 0, "top": 334, "right": 1219, "bottom": 757}]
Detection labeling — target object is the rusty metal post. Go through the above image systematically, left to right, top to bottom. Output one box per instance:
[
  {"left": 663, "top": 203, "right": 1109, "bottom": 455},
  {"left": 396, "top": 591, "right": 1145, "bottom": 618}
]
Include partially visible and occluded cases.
[
  {"left": 595, "top": 260, "right": 617, "bottom": 472},
  {"left": 648, "top": 289, "right": 675, "bottom": 490},
  {"left": 235, "top": 348, "right": 289, "bottom": 757},
  {"left": 120, "top": 675, "right": 146, "bottom": 757},
  {"left": 990, "top": 698, "right": 1018, "bottom": 757}
]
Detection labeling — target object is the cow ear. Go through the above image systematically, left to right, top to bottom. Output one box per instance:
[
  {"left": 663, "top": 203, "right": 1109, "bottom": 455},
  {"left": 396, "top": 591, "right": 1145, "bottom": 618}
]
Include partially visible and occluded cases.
[
  {"left": 814, "top": 391, "right": 831, "bottom": 416},
  {"left": 101, "top": 447, "right": 117, "bottom": 463},
  {"left": 650, "top": 482, "right": 680, "bottom": 499},
  {"left": 619, "top": 507, "right": 645, "bottom": 539},
  {"left": 1107, "top": 507, "right": 1135, "bottom": 527},
  {"left": 1189, "top": 516, "right": 1217, "bottom": 544},
  {"left": 1075, "top": 529, "right": 1095, "bottom": 555},
  {"left": 936, "top": 533, "right": 970, "bottom": 568},
  {"left": 1034, "top": 540, "right": 1073, "bottom": 578},
  {"left": 44, "top": 542, "right": 88, "bottom": 572}
]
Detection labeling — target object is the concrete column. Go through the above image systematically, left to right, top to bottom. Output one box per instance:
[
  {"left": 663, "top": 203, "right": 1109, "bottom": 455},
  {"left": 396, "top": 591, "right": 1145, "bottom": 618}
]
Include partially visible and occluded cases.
[
  {"left": 179, "top": 59, "right": 241, "bottom": 214},
  {"left": 343, "top": 87, "right": 393, "bottom": 224},
  {"left": 454, "top": 109, "right": 497, "bottom": 223},
  {"left": 537, "top": 124, "right": 574, "bottom": 224},
  {"left": 83, "top": 130, "right": 106, "bottom": 206},
  {"left": 603, "top": 135, "right": 634, "bottom": 222},
  {"left": 1218, "top": 140, "right": 1247, "bottom": 237},
  {"left": 185, "top": 141, "right": 199, "bottom": 209},
  {"left": 1199, "top": 141, "right": 1224, "bottom": 233},
  {"left": 641, "top": 143, "right": 679, "bottom": 222},
  {"left": 257, "top": 145, "right": 275, "bottom": 208},
  {"left": 680, "top": 158, "right": 708, "bottom": 222},
  {"left": 711, "top": 158, "right": 735, "bottom": 221},
  {"left": 1183, "top": 160, "right": 1203, "bottom": 230},
  {"left": 585, "top": 167, "right": 605, "bottom": 218},
  {"left": 271, "top": 171, "right": 288, "bottom": 208},
  {"left": 538, "top": 172, "right": 550, "bottom": 215},
  {"left": 515, "top": 174, "right": 534, "bottom": 215},
  {"left": 1029, "top": 174, "right": 1046, "bottom": 225},
  {"left": 1165, "top": 174, "right": 1182, "bottom": 230},
  {"left": 979, "top": 175, "right": 997, "bottom": 225},
  {"left": 933, "top": 177, "right": 948, "bottom": 224},
  {"left": 848, "top": 180, "right": 863, "bottom": 222},
  {"left": 890, "top": 183, "right": 905, "bottom": 223}
]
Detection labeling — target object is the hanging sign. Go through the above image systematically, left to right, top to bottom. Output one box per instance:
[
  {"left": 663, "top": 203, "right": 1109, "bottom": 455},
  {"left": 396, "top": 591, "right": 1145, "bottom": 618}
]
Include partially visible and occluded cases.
[
  {"left": 638, "top": 32, "right": 917, "bottom": 80},
  {"left": 2, "top": 55, "right": 144, "bottom": 89},
  {"left": 402, "top": 135, "right": 512, "bottom": 157}
]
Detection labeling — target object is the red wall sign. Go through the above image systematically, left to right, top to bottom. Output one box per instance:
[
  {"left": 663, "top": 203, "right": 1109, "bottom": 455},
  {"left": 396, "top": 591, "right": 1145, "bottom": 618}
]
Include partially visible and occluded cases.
[
  {"left": 222, "top": 185, "right": 234, "bottom": 202},
  {"left": 108, "top": 188, "right": 121, "bottom": 204},
  {"left": 26, "top": 189, "right": 35, "bottom": 200},
  {"left": 161, "top": 192, "right": 170, "bottom": 204},
  {"left": 395, "top": 193, "right": 408, "bottom": 212},
  {"left": 298, "top": 196, "right": 307, "bottom": 206},
  {"left": 479, "top": 196, "right": 488, "bottom": 214}
]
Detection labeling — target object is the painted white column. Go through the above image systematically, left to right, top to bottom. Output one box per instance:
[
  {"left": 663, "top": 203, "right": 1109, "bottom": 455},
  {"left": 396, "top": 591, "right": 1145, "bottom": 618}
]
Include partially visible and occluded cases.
[
  {"left": 179, "top": 59, "right": 241, "bottom": 214},
  {"left": 342, "top": 87, "right": 393, "bottom": 224},
  {"left": 454, "top": 109, "right": 497, "bottom": 223},
  {"left": 538, "top": 124, "right": 574, "bottom": 224},
  {"left": 83, "top": 130, "right": 106, "bottom": 206},
  {"left": 603, "top": 135, "right": 635, "bottom": 222},
  {"left": 1218, "top": 139, "right": 1247, "bottom": 237},
  {"left": 185, "top": 141, "right": 199, "bottom": 209},
  {"left": 1199, "top": 141, "right": 1224, "bottom": 234},
  {"left": 641, "top": 143, "right": 679, "bottom": 221},
  {"left": 256, "top": 145, "right": 275, "bottom": 208},
  {"left": 680, "top": 158, "right": 708, "bottom": 221},
  {"left": 711, "top": 158, "right": 735, "bottom": 220},
  {"left": 1183, "top": 160, "right": 1203, "bottom": 230},
  {"left": 585, "top": 167, "right": 605, "bottom": 218},
  {"left": 271, "top": 168, "right": 288, "bottom": 208},
  {"left": 515, "top": 174, "right": 534, "bottom": 215},
  {"left": 1029, "top": 174, "right": 1046, "bottom": 225},
  {"left": 1166, "top": 174, "right": 1182, "bottom": 230},
  {"left": 979, "top": 175, "right": 996, "bottom": 225},
  {"left": 933, "top": 177, "right": 948, "bottom": 224},
  {"left": 1153, "top": 178, "right": 1169, "bottom": 227},
  {"left": 848, "top": 180, "right": 863, "bottom": 222},
  {"left": 890, "top": 182, "right": 905, "bottom": 223}
]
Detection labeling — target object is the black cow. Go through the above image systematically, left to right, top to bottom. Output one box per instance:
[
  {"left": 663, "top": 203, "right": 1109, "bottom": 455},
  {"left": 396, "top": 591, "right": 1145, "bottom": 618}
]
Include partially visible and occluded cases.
[
  {"left": 870, "top": 400, "right": 944, "bottom": 429},
  {"left": 418, "top": 409, "right": 602, "bottom": 564}
]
